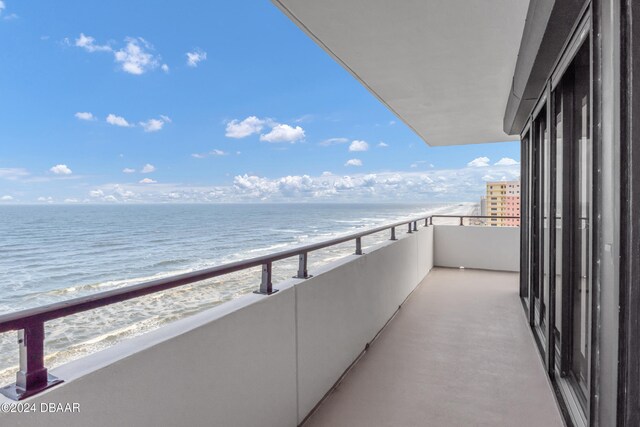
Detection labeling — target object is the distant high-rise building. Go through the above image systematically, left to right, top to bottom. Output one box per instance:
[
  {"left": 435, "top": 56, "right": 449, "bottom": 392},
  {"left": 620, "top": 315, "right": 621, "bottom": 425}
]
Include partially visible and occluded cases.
[{"left": 486, "top": 181, "right": 520, "bottom": 226}]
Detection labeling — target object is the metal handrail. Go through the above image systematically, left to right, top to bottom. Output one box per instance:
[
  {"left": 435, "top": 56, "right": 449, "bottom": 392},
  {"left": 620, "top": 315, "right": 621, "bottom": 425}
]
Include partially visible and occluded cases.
[
  {"left": 0, "top": 214, "right": 519, "bottom": 400},
  {"left": 431, "top": 214, "right": 520, "bottom": 226},
  {"left": 431, "top": 214, "right": 520, "bottom": 220}
]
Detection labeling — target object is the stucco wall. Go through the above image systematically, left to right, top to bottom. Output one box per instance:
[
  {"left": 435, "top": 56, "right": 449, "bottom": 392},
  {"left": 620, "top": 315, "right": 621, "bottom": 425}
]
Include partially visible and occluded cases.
[
  {"left": 433, "top": 225, "right": 520, "bottom": 272},
  {"left": 0, "top": 226, "right": 434, "bottom": 427},
  {"left": 296, "top": 227, "right": 433, "bottom": 422}
]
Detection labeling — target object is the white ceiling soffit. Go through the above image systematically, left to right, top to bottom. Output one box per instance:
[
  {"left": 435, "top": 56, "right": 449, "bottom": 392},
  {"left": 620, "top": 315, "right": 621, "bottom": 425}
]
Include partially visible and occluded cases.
[{"left": 272, "top": 0, "right": 529, "bottom": 146}]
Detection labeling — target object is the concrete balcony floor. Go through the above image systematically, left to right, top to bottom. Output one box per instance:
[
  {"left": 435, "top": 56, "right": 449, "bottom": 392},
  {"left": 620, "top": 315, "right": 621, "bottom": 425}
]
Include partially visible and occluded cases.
[{"left": 304, "top": 267, "right": 563, "bottom": 427}]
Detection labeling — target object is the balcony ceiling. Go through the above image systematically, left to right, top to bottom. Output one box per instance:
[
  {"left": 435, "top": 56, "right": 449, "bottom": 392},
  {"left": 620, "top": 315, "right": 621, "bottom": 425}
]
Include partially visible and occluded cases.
[{"left": 272, "top": 0, "right": 529, "bottom": 146}]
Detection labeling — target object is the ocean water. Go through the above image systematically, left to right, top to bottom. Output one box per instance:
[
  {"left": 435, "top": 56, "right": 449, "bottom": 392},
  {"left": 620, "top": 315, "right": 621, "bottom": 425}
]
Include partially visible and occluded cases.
[{"left": 0, "top": 202, "right": 474, "bottom": 385}]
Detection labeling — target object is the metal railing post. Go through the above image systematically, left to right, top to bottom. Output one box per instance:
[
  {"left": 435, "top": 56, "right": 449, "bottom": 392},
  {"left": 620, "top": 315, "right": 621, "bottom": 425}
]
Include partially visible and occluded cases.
[
  {"left": 429, "top": 216, "right": 433, "bottom": 225},
  {"left": 459, "top": 216, "right": 464, "bottom": 226},
  {"left": 424, "top": 218, "right": 428, "bottom": 227},
  {"left": 413, "top": 221, "right": 418, "bottom": 232},
  {"left": 407, "top": 223, "right": 412, "bottom": 234},
  {"left": 390, "top": 227, "right": 397, "bottom": 240},
  {"left": 355, "top": 237, "right": 363, "bottom": 255},
  {"left": 296, "top": 252, "right": 310, "bottom": 279},
  {"left": 255, "top": 262, "right": 278, "bottom": 295},
  {"left": 1, "top": 322, "right": 62, "bottom": 400},
  {"left": 16, "top": 323, "right": 47, "bottom": 393}
]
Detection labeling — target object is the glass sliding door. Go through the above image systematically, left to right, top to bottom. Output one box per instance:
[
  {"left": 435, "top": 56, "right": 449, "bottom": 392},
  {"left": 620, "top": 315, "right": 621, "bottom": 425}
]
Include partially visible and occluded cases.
[
  {"left": 519, "top": 10, "right": 593, "bottom": 426},
  {"left": 550, "top": 38, "right": 591, "bottom": 416},
  {"left": 570, "top": 41, "right": 591, "bottom": 409},
  {"left": 553, "top": 83, "right": 565, "bottom": 364},
  {"left": 542, "top": 104, "right": 552, "bottom": 344},
  {"left": 528, "top": 105, "right": 550, "bottom": 345},
  {"left": 531, "top": 106, "right": 548, "bottom": 339},
  {"left": 520, "top": 132, "right": 531, "bottom": 301}
]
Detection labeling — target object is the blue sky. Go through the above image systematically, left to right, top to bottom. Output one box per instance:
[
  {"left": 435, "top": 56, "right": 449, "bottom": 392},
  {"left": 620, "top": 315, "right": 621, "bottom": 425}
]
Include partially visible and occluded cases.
[{"left": 0, "top": 0, "right": 520, "bottom": 204}]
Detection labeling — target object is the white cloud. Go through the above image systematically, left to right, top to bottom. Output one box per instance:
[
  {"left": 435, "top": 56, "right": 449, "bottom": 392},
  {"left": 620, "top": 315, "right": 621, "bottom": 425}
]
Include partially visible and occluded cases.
[
  {"left": 0, "top": 1, "right": 5, "bottom": 16},
  {"left": 3, "top": 12, "right": 17, "bottom": 21},
  {"left": 75, "top": 33, "right": 111, "bottom": 52},
  {"left": 73, "top": 34, "right": 162, "bottom": 75},
  {"left": 114, "top": 37, "right": 160, "bottom": 75},
  {"left": 186, "top": 49, "right": 207, "bottom": 67},
  {"left": 75, "top": 111, "right": 95, "bottom": 121},
  {"left": 106, "top": 114, "right": 132, "bottom": 127},
  {"left": 139, "top": 115, "right": 171, "bottom": 132},
  {"left": 225, "top": 116, "right": 267, "bottom": 138},
  {"left": 225, "top": 117, "right": 304, "bottom": 143},
  {"left": 140, "top": 119, "right": 164, "bottom": 132},
  {"left": 389, "top": 120, "right": 396, "bottom": 125},
  {"left": 260, "top": 124, "right": 305, "bottom": 143},
  {"left": 319, "top": 137, "right": 349, "bottom": 147},
  {"left": 349, "top": 140, "right": 369, "bottom": 152},
  {"left": 378, "top": 142, "right": 389, "bottom": 148},
  {"left": 192, "top": 149, "right": 227, "bottom": 159},
  {"left": 467, "top": 156, "right": 490, "bottom": 167},
  {"left": 494, "top": 157, "right": 519, "bottom": 166},
  {"left": 345, "top": 159, "right": 363, "bottom": 167},
  {"left": 79, "top": 160, "right": 519, "bottom": 204},
  {"left": 410, "top": 160, "right": 429, "bottom": 169},
  {"left": 50, "top": 164, "right": 72, "bottom": 175},
  {"left": 141, "top": 164, "right": 156, "bottom": 173},
  {"left": 0, "top": 168, "right": 29, "bottom": 180},
  {"left": 122, "top": 168, "right": 136, "bottom": 173},
  {"left": 139, "top": 178, "right": 157, "bottom": 184},
  {"left": 89, "top": 189, "right": 104, "bottom": 198},
  {"left": 1, "top": 195, "right": 13, "bottom": 202},
  {"left": 37, "top": 196, "right": 53, "bottom": 203},
  {"left": 64, "top": 198, "right": 79, "bottom": 203}
]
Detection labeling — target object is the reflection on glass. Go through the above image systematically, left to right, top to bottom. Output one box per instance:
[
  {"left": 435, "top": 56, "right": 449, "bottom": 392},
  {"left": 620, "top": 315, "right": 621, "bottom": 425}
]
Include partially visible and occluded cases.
[
  {"left": 571, "top": 42, "right": 590, "bottom": 409},
  {"left": 554, "top": 92, "right": 563, "bottom": 352},
  {"left": 542, "top": 107, "right": 551, "bottom": 339},
  {"left": 533, "top": 108, "right": 548, "bottom": 336}
]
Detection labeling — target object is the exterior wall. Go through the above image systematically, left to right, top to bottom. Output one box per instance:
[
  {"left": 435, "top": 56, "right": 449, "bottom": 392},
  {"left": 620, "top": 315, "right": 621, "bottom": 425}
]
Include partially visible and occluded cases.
[
  {"left": 433, "top": 225, "right": 520, "bottom": 272},
  {"left": 0, "top": 226, "right": 435, "bottom": 427}
]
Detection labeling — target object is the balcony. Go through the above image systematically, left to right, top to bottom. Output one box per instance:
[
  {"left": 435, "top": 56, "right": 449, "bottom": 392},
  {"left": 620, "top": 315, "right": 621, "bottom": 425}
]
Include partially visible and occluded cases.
[
  {"left": 0, "top": 217, "right": 558, "bottom": 426},
  {"left": 304, "top": 268, "right": 562, "bottom": 427}
]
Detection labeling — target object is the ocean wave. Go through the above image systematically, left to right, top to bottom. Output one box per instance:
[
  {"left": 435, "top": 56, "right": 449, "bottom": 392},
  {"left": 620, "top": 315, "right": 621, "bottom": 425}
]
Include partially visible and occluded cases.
[
  {"left": 0, "top": 203, "right": 480, "bottom": 387},
  {"left": 269, "top": 228, "right": 304, "bottom": 234},
  {"left": 246, "top": 242, "right": 290, "bottom": 253}
]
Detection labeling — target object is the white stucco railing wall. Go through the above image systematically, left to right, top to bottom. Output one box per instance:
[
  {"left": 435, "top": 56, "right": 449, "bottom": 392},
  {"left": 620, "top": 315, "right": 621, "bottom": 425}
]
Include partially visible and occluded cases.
[
  {"left": 0, "top": 225, "right": 434, "bottom": 427},
  {"left": 296, "top": 225, "right": 433, "bottom": 423},
  {"left": 433, "top": 225, "right": 520, "bottom": 272}
]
